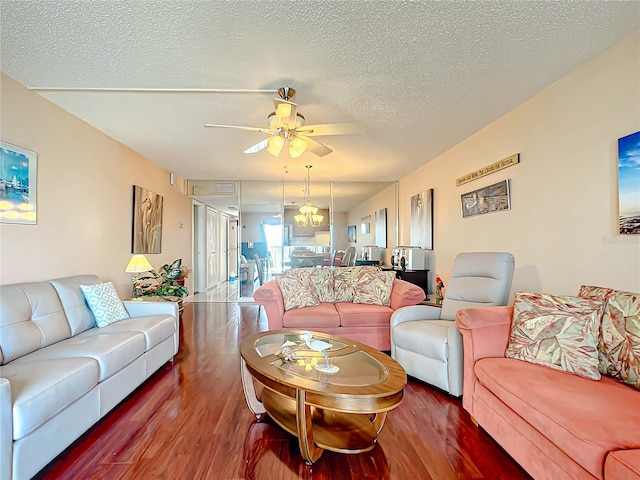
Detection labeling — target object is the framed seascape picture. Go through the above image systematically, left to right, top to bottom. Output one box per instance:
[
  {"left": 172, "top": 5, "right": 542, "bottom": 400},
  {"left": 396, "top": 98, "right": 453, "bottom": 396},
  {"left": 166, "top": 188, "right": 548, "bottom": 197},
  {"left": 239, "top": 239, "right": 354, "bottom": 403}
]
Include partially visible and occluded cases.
[
  {"left": 618, "top": 131, "right": 640, "bottom": 234},
  {"left": 0, "top": 141, "right": 37, "bottom": 224},
  {"left": 461, "top": 179, "right": 510, "bottom": 218},
  {"left": 132, "top": 185, "right": 163, "bottom": 254},
  {"left": 410, "top": 189, "right": 433, "bottom": 250},
  {"left": 375, "top": 207, "right": 387, "bottom": 248},
  {"left": 347, "top": 225, "right": 357, "bottom": 243}
]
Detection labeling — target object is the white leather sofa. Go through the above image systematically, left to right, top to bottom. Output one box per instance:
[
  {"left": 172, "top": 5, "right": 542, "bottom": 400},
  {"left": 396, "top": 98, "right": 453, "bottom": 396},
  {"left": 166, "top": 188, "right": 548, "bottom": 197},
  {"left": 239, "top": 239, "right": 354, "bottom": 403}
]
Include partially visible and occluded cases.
[{"left": 0, "top": 274, "right": 179, "bottom": 480}]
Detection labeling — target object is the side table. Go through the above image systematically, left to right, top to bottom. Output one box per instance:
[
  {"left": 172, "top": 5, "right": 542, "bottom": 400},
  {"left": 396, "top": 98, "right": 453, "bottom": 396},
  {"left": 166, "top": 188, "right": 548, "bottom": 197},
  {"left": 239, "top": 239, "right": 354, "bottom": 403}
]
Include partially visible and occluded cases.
[
  {"left": 131, "top": 295, "right": 184, "bottom": 319},
  {"left": 420, "top": 298, "right": 443, "bottom": 308}
]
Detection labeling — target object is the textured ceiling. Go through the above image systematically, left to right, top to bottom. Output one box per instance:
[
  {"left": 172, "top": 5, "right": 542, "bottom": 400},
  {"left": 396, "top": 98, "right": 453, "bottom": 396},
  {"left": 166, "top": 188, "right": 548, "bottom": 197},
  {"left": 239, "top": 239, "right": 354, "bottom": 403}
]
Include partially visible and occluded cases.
[{"left": 1, "top": 1, "right": 639, "bottom": 187}]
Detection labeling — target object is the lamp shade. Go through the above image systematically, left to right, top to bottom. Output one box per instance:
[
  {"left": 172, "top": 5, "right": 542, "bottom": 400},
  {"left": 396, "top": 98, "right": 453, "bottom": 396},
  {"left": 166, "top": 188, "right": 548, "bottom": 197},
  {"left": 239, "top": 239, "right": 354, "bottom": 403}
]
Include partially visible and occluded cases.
[{"left": 125, "top": 254, "right": 153, "bottom": 273}]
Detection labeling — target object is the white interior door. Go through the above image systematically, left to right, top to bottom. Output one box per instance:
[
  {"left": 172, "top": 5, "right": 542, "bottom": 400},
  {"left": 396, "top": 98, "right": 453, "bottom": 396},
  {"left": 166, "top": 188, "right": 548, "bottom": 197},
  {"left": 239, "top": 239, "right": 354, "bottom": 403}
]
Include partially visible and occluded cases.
[
  {"left": 193, "top": 203, "right": 205, "bottom": 293},
  {"left": 206, "top": 207, "right": 217, "bottom": 290},
  {"left": 218, "top": 216, "right": 229, "bottom": 283},
  {"left": 228, "top": 219, "right": 238, "bottom": 279}
]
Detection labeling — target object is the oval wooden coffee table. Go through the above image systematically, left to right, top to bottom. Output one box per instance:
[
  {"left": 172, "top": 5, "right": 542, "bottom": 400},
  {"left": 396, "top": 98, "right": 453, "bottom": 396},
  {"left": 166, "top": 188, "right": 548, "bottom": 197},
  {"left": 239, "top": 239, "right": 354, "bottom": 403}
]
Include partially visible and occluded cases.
[{"left": 240, "top": 330, "right": 407, "bottom": 464}]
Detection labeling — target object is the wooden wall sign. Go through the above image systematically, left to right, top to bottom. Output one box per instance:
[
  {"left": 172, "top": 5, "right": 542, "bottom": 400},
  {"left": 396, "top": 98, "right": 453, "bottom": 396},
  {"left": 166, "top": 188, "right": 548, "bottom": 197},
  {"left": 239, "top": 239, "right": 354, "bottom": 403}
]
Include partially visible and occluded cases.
[{"left": 456, "top": 154, "right": 520, "bottom": 187}]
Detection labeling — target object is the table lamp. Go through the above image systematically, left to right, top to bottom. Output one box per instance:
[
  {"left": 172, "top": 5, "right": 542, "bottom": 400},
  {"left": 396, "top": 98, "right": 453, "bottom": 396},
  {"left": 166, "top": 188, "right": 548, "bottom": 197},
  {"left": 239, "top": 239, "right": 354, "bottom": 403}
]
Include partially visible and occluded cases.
[{"left": 125, "top": 254, "right": 154, "bottom": 298}]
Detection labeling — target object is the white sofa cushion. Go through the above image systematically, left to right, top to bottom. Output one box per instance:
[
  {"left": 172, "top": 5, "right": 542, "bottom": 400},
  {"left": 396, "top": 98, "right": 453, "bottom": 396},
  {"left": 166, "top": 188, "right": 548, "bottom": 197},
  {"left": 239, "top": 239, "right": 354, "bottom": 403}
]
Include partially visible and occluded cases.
[
  {"left": 50, "top": 274, "right": 101, "bottom": 335},
  {"left": 0, "top": 282, "right": 71, "bottom": 364},
  {"left": 80, "top": 315, "right": 175, "bottom": 351},
  {"left": 12, "top": 331, "right": 146, "bottom": 382},
  {"left": 1, "top": 358, "right": 99, "bottom": 440}
]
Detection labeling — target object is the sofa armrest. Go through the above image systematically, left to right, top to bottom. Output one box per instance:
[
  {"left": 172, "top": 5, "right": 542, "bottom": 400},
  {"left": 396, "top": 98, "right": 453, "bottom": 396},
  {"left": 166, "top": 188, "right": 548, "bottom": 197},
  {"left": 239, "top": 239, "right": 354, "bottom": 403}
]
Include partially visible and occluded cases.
[
  {"left": 390, "top": 279, "right": 426, "bottom": 310},
  {"left": 253, "top": 280, "right": 285, "bottom": 330},
  {"left": 122, "top": 300, "right": 179, "bottom": 320},
  {"left": 123, "top": 300, "right": 180, "bottom": 354},
  {"left": 390, "top": 304, "right": 442, "bottom": 328},
  {"left": 456, "top": 305, "right": 513, "bottom": 413},
  {"left": 0, "top": 378, "right": 11, "bottom": 480},
  {"left": 605, "top": 449, "right": 640, "bottom": 480}
]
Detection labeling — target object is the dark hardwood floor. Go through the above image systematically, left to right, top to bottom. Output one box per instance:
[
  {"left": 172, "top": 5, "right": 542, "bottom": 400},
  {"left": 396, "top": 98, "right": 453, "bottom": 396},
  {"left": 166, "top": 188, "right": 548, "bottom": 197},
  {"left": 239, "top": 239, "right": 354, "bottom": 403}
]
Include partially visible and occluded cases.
[{"left": 34, "top": 302, "right": 531, "bottom": 480}]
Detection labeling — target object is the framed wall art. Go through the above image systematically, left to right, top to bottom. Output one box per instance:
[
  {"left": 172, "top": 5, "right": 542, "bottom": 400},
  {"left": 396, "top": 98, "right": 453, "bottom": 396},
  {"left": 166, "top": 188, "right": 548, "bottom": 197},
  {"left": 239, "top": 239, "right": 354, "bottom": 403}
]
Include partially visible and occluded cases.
[
  {"left": 618, "top": 131, "right": 640, "bottom": 234},
  {"left": 0, "top": 141, "right": 37, "bottom": 224},
  {"left": 461, "top": 179, "right": 510, "bottom": 218},
  {"left": 132, "top": 185, "right": 163, "bottom": 254},
  {"left": 410, "top": 189, "right": 433, "bottom": 249},
  {"left": 375, "top": 207, "right": 387, "bottom": 248},
  {"left": 347, "top": 225, "right": 357, "bottom": 243}
]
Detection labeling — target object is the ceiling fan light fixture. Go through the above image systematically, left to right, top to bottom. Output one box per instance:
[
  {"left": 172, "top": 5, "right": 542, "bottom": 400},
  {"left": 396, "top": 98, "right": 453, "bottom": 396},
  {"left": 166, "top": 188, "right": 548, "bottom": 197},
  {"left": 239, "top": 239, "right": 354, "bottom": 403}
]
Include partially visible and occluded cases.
[
  {"left": 206, "top": 87, "right": 357, "bottom": 158},
  {"left": 276, "top": 103, "right": 292, "bottom": 124},
  {"left": 266, "top": 135, "right": 284, "bottom": 156},
  {"left": 289, "top": 136, "right": 307, "bottom": 158}
]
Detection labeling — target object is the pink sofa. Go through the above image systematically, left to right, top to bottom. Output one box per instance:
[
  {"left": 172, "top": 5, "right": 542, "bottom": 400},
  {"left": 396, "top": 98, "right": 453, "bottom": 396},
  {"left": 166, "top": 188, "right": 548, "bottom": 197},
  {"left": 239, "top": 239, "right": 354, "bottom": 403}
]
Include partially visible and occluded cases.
[
  {"left": 254, "top": 278, "right": 425, "bottom": 350},
  {"left": 456, "top": 306, "right": 640, "bottom": 480}
]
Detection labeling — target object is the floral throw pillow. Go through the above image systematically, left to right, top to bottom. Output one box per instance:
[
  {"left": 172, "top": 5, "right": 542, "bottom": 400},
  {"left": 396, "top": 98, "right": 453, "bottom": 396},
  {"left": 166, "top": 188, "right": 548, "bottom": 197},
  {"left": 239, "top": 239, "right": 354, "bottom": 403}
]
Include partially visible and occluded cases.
[
  {"left": 333, "top": 266, "right": 378, "bottom": 303},
  {"left": 305, "top": 267, "right": 335, "bottom": 303},
  {"left": 353, "top": 270, "right": 396, "bottom": 306},
  {"left": 276, "top": 271, "right": 320, "bottom": 311},
  {"left": 578, "top": 284, "right": 615, "bottom": 375},
  {"left": 578, "top": 285, "right": 640, "bottom": 389},
  {"left": 578, "top": 285, "right": 615, "bottom": 301},
  {"left": 598, "top": 290, "right": 639, "bottom": 389},
  {"left": 505, "top": 292, "right": 605, "bottom": 380}
]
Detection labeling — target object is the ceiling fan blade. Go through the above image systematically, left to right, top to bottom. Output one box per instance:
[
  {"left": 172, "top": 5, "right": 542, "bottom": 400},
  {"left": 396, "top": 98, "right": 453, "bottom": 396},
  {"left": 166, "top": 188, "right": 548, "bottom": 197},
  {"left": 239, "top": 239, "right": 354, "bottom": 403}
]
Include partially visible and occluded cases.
[
  {"left": 298, "top": 123, "right": 365, "bottom": 137},
  {"left": 204, "top": 124, "right": 273, "bottom": 134},
  {"left": 300, "top": 136, "right": 333, "bottom": 157},
  {"left": 244, "top": 139, "right": 269, "bottom": 154}
]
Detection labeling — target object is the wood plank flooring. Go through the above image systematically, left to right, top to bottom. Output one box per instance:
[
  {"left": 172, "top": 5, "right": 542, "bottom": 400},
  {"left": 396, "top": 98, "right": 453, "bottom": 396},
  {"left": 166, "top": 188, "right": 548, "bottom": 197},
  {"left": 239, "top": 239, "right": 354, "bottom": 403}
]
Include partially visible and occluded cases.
[{"left": 34, "top": 301, "right": 531, "bottom": 480}]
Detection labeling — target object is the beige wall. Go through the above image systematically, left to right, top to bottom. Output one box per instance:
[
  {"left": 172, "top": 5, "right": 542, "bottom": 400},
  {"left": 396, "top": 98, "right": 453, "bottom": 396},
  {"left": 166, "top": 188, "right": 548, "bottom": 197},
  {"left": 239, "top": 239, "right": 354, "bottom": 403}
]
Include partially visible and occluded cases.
[
  {"left": 399, "top": 32, "right": 640, "bottom": 297},
  {"left": 0, "top": 74, "right": 193, "bottom": 297},
  {"left": 348, "top": 183, "right": 397, "bottom": 264}
]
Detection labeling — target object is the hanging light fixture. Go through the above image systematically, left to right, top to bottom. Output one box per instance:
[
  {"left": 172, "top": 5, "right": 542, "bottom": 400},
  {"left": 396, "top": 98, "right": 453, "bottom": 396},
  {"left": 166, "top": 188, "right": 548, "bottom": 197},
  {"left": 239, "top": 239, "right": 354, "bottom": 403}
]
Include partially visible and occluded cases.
[
  {"left": 266, "top": 108, "right": 308, "bottom": 158},
  {"left": 294, "top": 166, "right": 324, "bottom": 228}
]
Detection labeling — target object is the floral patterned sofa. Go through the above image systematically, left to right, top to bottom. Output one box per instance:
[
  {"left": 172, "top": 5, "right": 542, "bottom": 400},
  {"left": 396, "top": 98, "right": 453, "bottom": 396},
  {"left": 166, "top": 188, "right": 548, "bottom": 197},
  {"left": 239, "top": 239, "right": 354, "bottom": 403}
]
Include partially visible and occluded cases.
[
  {"left": 253, "top": 266, "right": 426, "bottom": 350},
  {"left": 456, "top": 285, "right": 640, "bottom": 480}
]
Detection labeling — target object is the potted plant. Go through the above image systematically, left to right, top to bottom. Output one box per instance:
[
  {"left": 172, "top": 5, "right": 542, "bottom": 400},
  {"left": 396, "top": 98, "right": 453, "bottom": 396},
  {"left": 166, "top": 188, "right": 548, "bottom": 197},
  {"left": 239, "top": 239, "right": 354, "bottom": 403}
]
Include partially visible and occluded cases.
[{"left": 138, "top": 258, "right": 189, "bottom": 298}]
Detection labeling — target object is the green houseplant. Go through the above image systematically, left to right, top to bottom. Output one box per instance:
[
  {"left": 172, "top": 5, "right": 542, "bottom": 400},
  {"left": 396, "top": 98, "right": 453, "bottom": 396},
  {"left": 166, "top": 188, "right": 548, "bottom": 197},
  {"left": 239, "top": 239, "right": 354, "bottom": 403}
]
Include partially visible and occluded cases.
[{"left": 138, "top": 258, "right": 189, "bottom": 297}]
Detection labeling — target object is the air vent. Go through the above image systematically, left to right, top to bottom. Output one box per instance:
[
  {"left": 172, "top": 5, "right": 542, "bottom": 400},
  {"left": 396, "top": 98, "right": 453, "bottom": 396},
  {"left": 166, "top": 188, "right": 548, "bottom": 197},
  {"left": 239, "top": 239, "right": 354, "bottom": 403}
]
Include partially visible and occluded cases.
[{"left": 215, "top": 182, "right": 235, "bottom": 193}]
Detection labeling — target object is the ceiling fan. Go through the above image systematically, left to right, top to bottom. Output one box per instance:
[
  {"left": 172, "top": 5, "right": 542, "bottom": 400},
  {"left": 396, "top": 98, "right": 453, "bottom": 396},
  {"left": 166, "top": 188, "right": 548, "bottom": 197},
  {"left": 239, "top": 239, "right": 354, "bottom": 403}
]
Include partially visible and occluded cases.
[{"left": 204, "top": 87, "right": 365, "bottom": 158}]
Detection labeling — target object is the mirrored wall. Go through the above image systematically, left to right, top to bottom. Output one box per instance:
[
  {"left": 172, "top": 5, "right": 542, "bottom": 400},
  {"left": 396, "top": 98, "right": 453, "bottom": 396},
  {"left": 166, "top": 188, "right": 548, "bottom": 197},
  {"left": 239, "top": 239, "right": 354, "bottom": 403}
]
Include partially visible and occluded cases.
[
  {"left": 187, "top": 179, "right": 397, "bottom": 288},
  {"left": 238, "top": 180, "right": 396, "bottom": 273}
]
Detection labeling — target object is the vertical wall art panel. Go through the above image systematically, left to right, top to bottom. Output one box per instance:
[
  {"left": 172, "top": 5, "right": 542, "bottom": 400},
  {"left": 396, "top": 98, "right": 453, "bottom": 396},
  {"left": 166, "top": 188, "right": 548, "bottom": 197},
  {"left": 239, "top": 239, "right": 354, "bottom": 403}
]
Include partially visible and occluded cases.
[
  {"left": 618, "top": 131, "right": 640, "bottom": 235},
  {"left": 0, "top": 141, "right": 37, "bottom": 224},
  {"left": 132, "top": 185, "right": 163, "bottom": 253},
  {"left": 410, "top": 189, "right": 433, "bottom": 249},
  {"left": 375, "top": 207, "right": 387, "bottom": 248},
  {"left": 347, "top": 225, "right": 357, "bottom": 243}
]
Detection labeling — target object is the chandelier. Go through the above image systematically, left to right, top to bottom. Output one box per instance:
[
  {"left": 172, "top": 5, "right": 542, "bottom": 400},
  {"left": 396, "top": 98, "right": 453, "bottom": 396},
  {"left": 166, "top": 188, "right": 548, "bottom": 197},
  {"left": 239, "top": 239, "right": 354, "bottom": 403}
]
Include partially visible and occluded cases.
[{"left": 294, "top": 166, "right": 324, "bottom": 228}]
